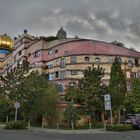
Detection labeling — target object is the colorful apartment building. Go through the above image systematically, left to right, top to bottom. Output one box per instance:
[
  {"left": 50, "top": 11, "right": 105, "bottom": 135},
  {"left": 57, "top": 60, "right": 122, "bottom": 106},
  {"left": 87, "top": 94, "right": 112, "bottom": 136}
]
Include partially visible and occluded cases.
[{"left": 0, "top": 29, "right": 140, "bottom": 103}]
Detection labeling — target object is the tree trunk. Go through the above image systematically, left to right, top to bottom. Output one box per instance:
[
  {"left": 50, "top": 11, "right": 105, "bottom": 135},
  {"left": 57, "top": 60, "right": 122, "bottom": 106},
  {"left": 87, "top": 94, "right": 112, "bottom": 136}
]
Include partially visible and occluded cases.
[{"left": 117, "top": 109, "right": 120, "bottom": 124}]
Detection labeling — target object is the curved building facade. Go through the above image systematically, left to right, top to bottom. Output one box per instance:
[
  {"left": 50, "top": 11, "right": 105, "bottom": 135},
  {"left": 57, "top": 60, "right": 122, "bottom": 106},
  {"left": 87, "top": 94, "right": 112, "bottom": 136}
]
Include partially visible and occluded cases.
[{"left": 0, "top": 30, "right": 140, "bottom": 102}]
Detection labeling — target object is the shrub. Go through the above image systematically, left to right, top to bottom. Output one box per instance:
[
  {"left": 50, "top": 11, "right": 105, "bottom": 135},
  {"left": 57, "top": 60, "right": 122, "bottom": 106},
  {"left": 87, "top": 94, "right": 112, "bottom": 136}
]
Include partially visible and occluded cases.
[
  {"left": 5, "top": 120, "right": 27, "bottom": 129},
  {"left": 106, "top": 124, "right": 132, "bottom": 131}
]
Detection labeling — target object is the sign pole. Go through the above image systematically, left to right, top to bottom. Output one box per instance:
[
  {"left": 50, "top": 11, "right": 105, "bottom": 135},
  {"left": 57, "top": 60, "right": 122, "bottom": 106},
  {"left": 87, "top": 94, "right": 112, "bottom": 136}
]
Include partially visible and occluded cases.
[
  {"left": 104, "top": 94, "right": 113, "bottom": 125},
  {"left": 14, "top": 102, "right": 20, "bottom": 122},
  {"left": 110, "top": 107, "right": 113, "bottom": 125},
  {"left": 15, "top": 108, "right": 18, "bottom": 122}
]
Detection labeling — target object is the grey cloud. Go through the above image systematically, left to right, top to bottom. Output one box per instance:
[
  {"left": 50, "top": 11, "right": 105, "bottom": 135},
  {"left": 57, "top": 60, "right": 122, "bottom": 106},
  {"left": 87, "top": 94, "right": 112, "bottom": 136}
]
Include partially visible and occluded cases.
[{"left": 1, "top": 0, "right": 140, "bottom": 50}]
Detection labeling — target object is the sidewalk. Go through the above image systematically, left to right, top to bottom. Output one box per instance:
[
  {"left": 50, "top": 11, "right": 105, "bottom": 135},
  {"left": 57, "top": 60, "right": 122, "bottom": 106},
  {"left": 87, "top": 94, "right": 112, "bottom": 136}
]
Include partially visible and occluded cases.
[
  {"left": 0, "top": 124, "right": 110, "bottom": 134},
  {"left": 29, "top": 127, "right": 108, "bottom": 134}
]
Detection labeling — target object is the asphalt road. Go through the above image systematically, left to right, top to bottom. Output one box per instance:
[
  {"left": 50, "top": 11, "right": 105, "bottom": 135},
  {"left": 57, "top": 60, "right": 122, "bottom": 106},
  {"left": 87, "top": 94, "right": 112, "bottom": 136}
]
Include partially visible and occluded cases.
[{"left": 0, "top": 129, "right": 140, "bottom": 140}]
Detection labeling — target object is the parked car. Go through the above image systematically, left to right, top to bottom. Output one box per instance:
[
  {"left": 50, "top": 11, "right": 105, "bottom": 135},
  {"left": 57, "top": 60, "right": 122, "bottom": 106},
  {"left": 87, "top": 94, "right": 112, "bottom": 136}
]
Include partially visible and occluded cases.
[
  {"left": 121, "top": 114, "right": 135, "bottom": 124},
  {"left": 131, "top": 114, "right": 140, "bottom": 129}
]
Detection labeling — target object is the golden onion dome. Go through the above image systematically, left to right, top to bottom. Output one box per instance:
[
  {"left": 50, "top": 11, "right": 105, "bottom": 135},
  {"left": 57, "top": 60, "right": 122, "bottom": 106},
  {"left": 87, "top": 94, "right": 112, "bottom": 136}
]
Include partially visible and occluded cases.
[{"left": 0, "top": 34, "right": 14, "bottom": 50}]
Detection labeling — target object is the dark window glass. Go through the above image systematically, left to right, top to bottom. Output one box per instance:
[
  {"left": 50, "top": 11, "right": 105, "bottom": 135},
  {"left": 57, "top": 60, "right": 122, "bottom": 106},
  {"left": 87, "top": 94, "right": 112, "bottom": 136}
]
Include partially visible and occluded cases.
[
  {"left": 48, "top": 49, "right": 53, "bottom": 55},
  {"left": 34, "top": 50, "right": 40, "bottom": 58},
  {"left": 55, "top": 50, "right": 58, "bottom": 54},
  {"left": 18, "top": 51, "right": 22, "bottom": 56},
  {"left": 65, "top": 51, "right": 69, "bottom": 55},
  {"left": 28, "top": 53, "right": 31, "bottom": 57},
  {"left": 71, "top": 56, "right": 77, "bottom": 64},
  {"left": 85, "top": 57, "right": 90, "bottom": 61},
  {"left": 95, "top": 57, "right": 100, "bottom": 63},
  {"left": 118, "top": 57, "right": 122, "bottom": 63},
  {"left": 60, "top": 58, "right": 66, "bottom": 68},
  {"left": 128, "top": 59, "right": 133, "bottom": 67},
  {"left": 135, "top": 59, "right": 139, "bottom": 67},
  {"left": 71, "top": 70, "right": 78, "bottom": 75},
  {"left": 55, "top": 71, "right": 59, "bottom": 78},
  {"left": 59, "top": 71, "right": 66, "bottom": 79},
  {"left": 134, "top": 72, "right": 139, "bottom": 78}
]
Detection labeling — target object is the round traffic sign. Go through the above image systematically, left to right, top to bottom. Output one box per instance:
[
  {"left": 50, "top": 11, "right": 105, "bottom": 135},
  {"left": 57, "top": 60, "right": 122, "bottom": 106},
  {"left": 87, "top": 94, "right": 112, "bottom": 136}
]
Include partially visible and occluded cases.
[{"left": 14, "top": 102, "right": 20, "bottom": 109}]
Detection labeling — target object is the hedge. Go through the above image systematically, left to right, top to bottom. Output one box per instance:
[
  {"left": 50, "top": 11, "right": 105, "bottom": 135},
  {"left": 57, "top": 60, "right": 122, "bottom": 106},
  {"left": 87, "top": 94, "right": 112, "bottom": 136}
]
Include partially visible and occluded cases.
[
  {"left": 5, "top": 120, "right": 27, "bottom": 129},
  {"left": 106, "top": 124, "right": 132, "bottom": 131}
]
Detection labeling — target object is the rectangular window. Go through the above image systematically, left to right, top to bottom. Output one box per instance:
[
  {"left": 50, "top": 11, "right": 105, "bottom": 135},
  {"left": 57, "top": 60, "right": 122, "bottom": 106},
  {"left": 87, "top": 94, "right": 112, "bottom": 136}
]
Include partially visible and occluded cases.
[
  {"left": 18, "top": 50, "right": 22, "bottom": 56},
  {"left": 34, "top": 50, "right": 40, "bottom": 58},
  {"left": 65, "top": 51, "right": 69, "bottom": 55},
  {"left": 14, "top": 56, "right": 16, "bottom": 62},
  {"left": 71, "top": 56, "right": 77, "bottom": 64},
  {"left": 85, "top": 57, "right": 90, "bottom": 61},
  {"left": 108, "top": 57, "right": 114, "bottom": 63},
  {"left": 60, "top": 58, "right": 66, "bottom": 68},
  {"left": 135, "top": 59, "right": 139, "bottom": 67},
  {"left": 56, "top": 60, "right": 59, "bottom": 66},
  {"left": 34, "top": 62, "right": 39, "bottom": 68},
  {"left": 46, "top": 62, "right": 53, "bottom": 69},
  {"left": 71, "top": 70, "right": 78, "bottom": 75},
  {"left": 55, "top": 71, "right": 59, "bottom": 78},
  {"left": 59, "top": 71, "right": 66, "bottom": 79},
  {"left": 126, "top": 71, "right": 130, "bottom": 78},
  {"left": 134, "top": 72, "right": 139, "bottom": 78},
  {"left": 48, "top": 73, "right": 55, "bottom": 81},
  {"left": 127, "top": 84, "right": 131, "bottom": 91}
]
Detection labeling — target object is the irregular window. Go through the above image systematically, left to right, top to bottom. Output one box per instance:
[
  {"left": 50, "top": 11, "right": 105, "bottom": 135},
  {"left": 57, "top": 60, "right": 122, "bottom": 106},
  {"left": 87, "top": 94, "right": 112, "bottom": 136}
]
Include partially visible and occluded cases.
[
  {"left": 48, "top": 49, "right": 53, "bottom": 55},
  {"left": 34, "top": 50, "right": 40, "bottom": 58},
  {"left": 85, "top": 57, "right": 90, "bottom": 61},
  {"left": 95, "top": 57, "right": 100, "bottom": 63}
]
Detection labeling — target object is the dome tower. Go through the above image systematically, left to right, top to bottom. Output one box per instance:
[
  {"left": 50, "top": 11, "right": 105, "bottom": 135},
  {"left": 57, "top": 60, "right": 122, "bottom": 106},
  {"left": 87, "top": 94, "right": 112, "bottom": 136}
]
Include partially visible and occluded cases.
[{"left": 0, "top": 34, "right": 14, "bottom": 54}]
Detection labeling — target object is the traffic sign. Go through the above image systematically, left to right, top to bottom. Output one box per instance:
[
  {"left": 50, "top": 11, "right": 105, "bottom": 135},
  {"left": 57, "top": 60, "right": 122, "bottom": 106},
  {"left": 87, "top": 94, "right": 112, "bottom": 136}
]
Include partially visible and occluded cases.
[
  {"left": 104, "top": 94, "right": 110, "bottom": 101},
  {"left": 14, "top": 102, "right": 20, "bottom": 109}
]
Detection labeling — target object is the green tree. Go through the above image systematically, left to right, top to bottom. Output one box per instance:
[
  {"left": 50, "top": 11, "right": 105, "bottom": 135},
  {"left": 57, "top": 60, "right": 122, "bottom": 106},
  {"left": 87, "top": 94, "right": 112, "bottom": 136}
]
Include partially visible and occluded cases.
[
  {"left": 111, "top": 41, "right": 125, "bottom": 47},
  {"left": 109, "top": 56, "right": 127, "bottom": 123},
  {"left": 0, "top": 60, "right": 29, "bottom": 101},
  {"left": 0, "top": 62, "right": 59, "bottom": 126},
  {"left": 76, "top": 65, "right": 107, "bottom": 122},
  {"left": 16, "top": 71, "right": 59, "bottom": 127},
  {"left": 17, "top": 71, "right": 48, "bottom": 120},
  {"left": 124, "top": 78, "right": 140, "bottom": 113},
  {"left": 34, "top": 84, "right": 59, "bottom": 127},
  {"left": 65, "top": 86, "right": 79, "bottom": 102},
  {"left": 0, "top": 98, "right": 9, "bottom": 121},
  {"left": 63, "top": 101, "right": 79, "bottom": 128}
]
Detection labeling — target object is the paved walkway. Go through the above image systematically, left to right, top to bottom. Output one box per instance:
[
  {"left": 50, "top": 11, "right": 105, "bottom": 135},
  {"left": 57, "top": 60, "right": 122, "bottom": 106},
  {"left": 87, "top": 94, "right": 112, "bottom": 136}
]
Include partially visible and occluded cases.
[
  {"left": 0, "top": 124, "right": 110, "bottom": 134},
  {"left": 29, "top": 127, "right": 108, "bottom": 134}
]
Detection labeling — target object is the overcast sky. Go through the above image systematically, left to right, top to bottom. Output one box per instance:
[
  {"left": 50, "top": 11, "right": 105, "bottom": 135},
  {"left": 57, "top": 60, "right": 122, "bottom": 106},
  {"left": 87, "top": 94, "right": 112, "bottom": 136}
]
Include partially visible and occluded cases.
[{"left": 1, "top": 0, "right": 140, "bottom": 50}]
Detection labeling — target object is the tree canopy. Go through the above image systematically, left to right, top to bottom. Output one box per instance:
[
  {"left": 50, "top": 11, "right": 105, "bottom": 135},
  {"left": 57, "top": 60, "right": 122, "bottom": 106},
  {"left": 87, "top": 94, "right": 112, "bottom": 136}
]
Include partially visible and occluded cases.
[
  {"left": 109, "top": 56, "right": 127, "bottom": 111},
  {"left": 0, "top": 61, "right": 58, "bottom": 126},
  {"left": 73, "top": 65, "right": 108, "bottom": 121},
  {"left": 124, "top": 78, "right": 140, "bottom": 113}
]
